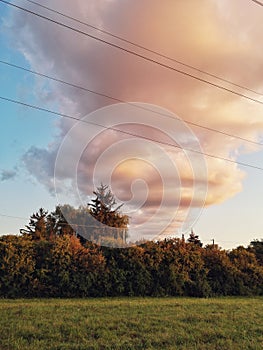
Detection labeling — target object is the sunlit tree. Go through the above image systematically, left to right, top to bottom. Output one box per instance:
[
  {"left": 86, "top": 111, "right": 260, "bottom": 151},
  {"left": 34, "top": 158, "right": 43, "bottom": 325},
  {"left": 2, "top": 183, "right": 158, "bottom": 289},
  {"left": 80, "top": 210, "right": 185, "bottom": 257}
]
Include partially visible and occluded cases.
[
  {"left": 88, "top": 183, "right": 129, "bottom": 244},
  {"left": 20, "top": 208, "right": 48, "bottom": 240}
]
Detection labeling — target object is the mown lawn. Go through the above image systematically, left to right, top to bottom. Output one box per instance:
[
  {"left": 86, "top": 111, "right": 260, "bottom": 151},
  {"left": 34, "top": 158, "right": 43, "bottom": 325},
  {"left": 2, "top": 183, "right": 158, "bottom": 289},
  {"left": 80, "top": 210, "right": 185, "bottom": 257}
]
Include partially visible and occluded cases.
[{"left": 0, "top": 297, "right": 262, "bottom": 349}]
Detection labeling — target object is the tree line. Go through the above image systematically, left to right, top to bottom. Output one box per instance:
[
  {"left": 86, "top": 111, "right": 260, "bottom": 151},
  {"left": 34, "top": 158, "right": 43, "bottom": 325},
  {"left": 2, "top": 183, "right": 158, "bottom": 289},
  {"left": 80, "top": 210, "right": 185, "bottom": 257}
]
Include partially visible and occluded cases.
[{"left": 0, "top": 185, "right": 262, "bottom": 298}]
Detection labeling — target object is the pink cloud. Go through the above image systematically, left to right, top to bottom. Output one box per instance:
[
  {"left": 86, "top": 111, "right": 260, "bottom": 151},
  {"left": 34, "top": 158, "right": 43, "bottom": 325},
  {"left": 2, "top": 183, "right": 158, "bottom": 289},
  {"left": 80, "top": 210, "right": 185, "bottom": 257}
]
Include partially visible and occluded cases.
[{"left": 10, "top": 0, "right": 263, "bottom": 241}]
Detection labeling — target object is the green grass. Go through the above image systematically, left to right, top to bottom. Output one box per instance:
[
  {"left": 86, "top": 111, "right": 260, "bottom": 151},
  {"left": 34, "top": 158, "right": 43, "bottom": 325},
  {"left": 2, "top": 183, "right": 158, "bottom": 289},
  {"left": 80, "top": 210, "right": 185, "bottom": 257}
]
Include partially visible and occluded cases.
[{"left": 0, "top": 297, "right": 262, "bottom": 350}]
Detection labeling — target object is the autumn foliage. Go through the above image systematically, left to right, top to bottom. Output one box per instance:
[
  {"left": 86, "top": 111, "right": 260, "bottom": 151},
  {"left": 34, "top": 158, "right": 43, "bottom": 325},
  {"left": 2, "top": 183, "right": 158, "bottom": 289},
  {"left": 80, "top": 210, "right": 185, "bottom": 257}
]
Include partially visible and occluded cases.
[{"left": 0, "top": 207, "right": 262, "bottom": 298}]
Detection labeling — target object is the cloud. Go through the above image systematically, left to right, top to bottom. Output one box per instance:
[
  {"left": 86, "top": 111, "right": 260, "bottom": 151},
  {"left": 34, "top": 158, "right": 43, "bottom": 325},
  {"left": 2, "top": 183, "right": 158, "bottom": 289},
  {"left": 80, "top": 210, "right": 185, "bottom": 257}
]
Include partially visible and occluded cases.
[
  {"left": 8, "top": 0, "right": 263, "bottom": 239},
  {"left": 22, "top": 146, "right": 57, "bottom": 193},
  {"left": 0, "top": 169, "right": 17, "bottom": 181}
]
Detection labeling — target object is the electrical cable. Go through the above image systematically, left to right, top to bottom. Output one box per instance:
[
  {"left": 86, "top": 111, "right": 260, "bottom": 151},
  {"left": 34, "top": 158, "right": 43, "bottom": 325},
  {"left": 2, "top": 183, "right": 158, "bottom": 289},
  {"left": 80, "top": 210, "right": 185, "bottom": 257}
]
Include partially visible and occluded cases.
[
  {"left": 1, "top": 0, "right": 263, "bottom": 106},
  {"left": 22, "top": 0, "right": 263, "bottom": 96},
  {"left": 250, "top": 0, "right": 263, "bottom": 6},
  {"left": 1, "top": 59, "right": 263, "bottom": 147},
  {"left": 1, "top": 94, "right": 263, "bottom": 171},
  {"left": 0, "top": 212, "right": 254, "bottom": 247},
  {"left": 0, "top": 213, "right": 127, "bottom": 230}
]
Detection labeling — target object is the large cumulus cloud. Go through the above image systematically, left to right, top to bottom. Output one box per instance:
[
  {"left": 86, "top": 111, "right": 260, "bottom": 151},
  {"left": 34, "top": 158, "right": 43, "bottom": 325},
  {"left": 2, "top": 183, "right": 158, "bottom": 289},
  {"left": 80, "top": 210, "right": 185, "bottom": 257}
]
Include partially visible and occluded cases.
[{"left": 8, "top": 0, "right": 263, "bottom": 239}]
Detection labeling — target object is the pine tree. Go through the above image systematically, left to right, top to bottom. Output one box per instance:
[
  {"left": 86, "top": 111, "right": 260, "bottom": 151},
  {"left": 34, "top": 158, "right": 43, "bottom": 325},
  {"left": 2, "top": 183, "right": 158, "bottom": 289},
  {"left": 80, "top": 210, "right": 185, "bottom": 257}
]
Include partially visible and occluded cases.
[
  {"left": 88, "top": 184, "right": 129, "bottom": 243},
  {"left": 20, "top": 208, "right": 48, "bottom": 240},
  {"left": 187, "top": 229, "right": 203, "bottom": 247}
]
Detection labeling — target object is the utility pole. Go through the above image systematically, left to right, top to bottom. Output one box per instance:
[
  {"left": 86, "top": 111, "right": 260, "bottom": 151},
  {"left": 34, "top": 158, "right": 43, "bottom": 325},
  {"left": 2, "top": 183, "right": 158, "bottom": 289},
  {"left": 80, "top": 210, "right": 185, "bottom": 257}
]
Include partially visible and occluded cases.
[{"left": 212, "top": 239, "right": 215, "bottom": 248}]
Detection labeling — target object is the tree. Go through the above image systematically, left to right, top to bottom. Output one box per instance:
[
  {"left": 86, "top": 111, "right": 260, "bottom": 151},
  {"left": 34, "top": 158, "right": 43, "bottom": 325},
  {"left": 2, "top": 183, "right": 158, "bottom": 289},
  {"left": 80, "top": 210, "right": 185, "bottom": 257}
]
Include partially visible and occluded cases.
[
  {"left": 88, "top": 184, "right": 129, "bottom": 244},
  {"left": 48, "top": 205, "right": 76, "bottom": 237},
  {"left": 20, "top": 208, "right": 48, "bottom": 240},
  {"left": 187, "top": 229, "right": 203, "bottom": 247},
  {"left": 0, "top": 235, "right": 35, "bottom": 297},
  {"left": 249, "top": 239, "right": 263, "bottom": 265},
  {"left": 203, "top": 246, "right": 237, "bottom": 296},
  {"left": 229, "top": 246, "right": 263, "bottom": 295}
]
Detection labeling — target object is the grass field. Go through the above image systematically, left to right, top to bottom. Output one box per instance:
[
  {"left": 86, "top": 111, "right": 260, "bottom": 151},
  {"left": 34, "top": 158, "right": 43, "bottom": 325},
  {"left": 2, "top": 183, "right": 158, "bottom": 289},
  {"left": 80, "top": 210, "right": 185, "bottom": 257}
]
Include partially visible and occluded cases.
[{"left": 0, "top": 297, "right": 262, "bottom": 350}]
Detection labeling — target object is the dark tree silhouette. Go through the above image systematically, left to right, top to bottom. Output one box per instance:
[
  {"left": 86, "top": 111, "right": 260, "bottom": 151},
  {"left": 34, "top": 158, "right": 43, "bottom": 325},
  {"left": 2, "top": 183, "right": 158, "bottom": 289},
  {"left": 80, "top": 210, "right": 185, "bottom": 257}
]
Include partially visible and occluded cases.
[
  {"left": 88, "top": 183, "right": 129, "bottom": 244},
  {"left": 20, "top": 208, "right": 48, "bottom": 240},
  {"left": 187, "top": 229, "right": 203, "bottom": 247},
  {"left": 249, "top": 239, "right": 263, "bottom": 265}
]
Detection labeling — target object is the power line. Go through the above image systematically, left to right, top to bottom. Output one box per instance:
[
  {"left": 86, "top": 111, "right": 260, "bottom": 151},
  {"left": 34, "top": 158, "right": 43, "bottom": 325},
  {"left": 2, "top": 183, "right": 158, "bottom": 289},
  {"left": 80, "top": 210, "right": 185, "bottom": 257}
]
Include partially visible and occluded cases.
[
  {"left": 2, "top": 0, "right": 263, "bottom": 106},
  {"left": 23, "top": 0, "right": 263, "bottom": 97},
  {"left": 250, "top": 0, "right": 263, "bottom": 6},
  {"left": 1, "top": 59, "right": 263, "bottom": 147},
  {"left": 0, "top": 60, "right": 124, "bottom": 102},
  {"left": 1, "top": 94, "right": 263, "bottom": 171},
  {"left": 0, "top": 212, "right": 126, "bottom": 230},
  {"left": 0, "top": 213, "right": 256, "bottom": 245},
  {"left": 0, "top": 213, "right": 28, "bottom": 220},
  {"left": 0, "top": 213, "right": 102, "bottom": 228},
  {"left": 201, "top": 238, "right": 248, "bottom": 245}
]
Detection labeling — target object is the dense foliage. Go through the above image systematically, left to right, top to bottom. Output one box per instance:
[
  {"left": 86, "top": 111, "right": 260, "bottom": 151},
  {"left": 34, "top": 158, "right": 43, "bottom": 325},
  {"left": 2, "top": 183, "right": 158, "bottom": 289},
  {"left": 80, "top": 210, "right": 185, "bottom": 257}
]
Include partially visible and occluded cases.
[
  {"left": 20, "top": 184, "right": 129, "bottom": 246},
  {"left": 0, "top": 209, "right": 262, "bottom": 297}
]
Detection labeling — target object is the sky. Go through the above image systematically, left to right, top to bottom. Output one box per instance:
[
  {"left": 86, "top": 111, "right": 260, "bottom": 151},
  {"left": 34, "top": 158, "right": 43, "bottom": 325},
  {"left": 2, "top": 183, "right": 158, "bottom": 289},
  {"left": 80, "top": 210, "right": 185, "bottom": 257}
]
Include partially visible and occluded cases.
[{"left": 0, "top": 0, "right": 263, "bottom": 248}]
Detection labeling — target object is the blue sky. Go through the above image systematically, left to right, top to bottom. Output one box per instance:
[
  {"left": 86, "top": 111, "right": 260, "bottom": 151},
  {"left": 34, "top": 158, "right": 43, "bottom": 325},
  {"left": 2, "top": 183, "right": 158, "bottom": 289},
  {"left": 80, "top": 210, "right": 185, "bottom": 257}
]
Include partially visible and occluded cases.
[
  {"left": 1, "top": 0, "right": 263, "bottom": 248},
  {"left": 0, "top": 3, "right": 57, "bottom": 232}
]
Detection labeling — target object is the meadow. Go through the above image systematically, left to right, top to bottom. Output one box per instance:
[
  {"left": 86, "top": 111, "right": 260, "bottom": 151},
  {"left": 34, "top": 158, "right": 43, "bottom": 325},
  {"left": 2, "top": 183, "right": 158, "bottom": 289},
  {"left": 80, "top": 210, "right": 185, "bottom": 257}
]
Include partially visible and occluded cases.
[{"left": 0, "top": 297, "right": 262, "bottom": 350}]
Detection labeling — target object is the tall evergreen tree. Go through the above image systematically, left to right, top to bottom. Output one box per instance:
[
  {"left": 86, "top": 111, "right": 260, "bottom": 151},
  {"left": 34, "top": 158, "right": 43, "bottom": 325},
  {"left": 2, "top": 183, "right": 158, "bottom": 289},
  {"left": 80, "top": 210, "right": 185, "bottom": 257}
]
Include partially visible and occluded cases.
[
  {"left": 88, "top": 184, "right": 129, "bottom": 244},
  {"left": 20, "top": 208, "right": 48, "bottom": 240},
  {"left": 187, "top": 229, "right": 203, "bottom": 247}
]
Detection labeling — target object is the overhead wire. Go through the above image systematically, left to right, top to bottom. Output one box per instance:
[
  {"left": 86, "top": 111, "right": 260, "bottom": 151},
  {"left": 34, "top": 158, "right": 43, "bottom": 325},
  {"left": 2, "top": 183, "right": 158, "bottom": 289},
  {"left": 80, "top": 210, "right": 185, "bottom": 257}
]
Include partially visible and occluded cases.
[
  {"left": 0, "top": 0, "right": 263, "bottom": 170},
  {"left": 1, "top": 0, "right": 263, "bottom": 106},
  {"left": 22, "top": 0, "right": 263, "bottom": 97},
  {"left": 250, "top": 0, "right": 263, "bottom": 6},
  {"left": 0, "top": 1, "right": 262, "bottom": 245},
  {"left": 1, "top": 1, "right": 263, "bottom": 165},
  {"left": 1, "top": 59, "right": 263, "bottom": 147},
  {"left": 1, "top": 94, "right": 263, "bottom": 171},
  {"left": 0, "top": 212, "right": 254, "bottom": 247},
  {"left": 0, "top": 213, "right": 128, "bottom": 230},
  {"left": 0, "top": 213, "right": 28, "bottom": 220}
]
